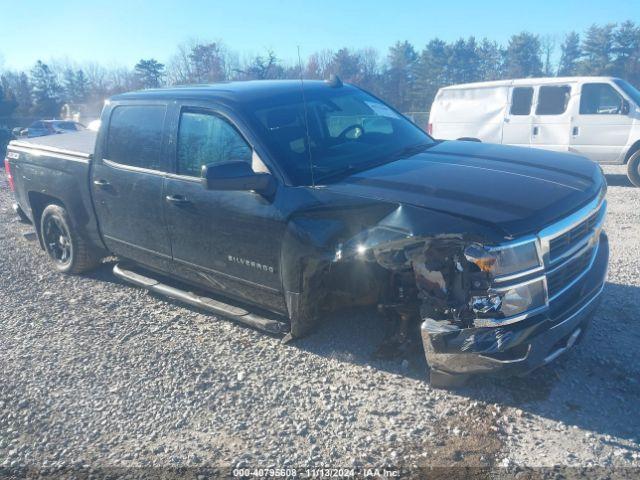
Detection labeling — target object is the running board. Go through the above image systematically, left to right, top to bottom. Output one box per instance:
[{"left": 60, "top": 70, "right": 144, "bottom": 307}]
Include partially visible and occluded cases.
[{"left": 113, "top": 263, "right": 289, "bottom": 335}]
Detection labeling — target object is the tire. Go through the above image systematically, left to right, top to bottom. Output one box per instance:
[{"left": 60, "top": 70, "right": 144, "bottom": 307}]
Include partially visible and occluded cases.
[
  {"left": 627, "top": 150, "right": 640, "bottom": 187},
  {"left": 39, "top": 204, "right": 100, "bottom": 274}
]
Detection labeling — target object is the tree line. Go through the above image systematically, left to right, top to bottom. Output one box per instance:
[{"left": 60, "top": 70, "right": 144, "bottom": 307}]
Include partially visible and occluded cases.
[{"left": 1, "top": 21, "right": 639, "bottom": 127}]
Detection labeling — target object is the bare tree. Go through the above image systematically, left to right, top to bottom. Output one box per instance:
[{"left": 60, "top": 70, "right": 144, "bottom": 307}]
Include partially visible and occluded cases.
[{"left": 541, "top": 34, "right": 557, "bottom": 76}]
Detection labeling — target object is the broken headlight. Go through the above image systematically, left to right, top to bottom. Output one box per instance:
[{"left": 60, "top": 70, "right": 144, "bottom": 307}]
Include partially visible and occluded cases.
[
  {"left": 465, "top": 240, "right": 540, "bottom": 278},
  {"left": 466, "top": 240, "right": 546, "bottom": 325},
  {"left": 471, "top": 278, "right": 547, "bottom": 326}
]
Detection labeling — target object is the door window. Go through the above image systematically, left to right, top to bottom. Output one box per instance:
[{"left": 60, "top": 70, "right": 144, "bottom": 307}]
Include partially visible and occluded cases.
[
  {"left": 580, "top": 83, "right": 624, "bottom": 114},
  {"left": 536, "top": 85, "right": 571, "bottom": 115},
  {"left": 510, "top": 87, "right": 534, "bottom": 115},
  {"left": 106, "top": 105, "right": 166, "bottom": 170},
  {"left": 177, "top": 111, "right": 252, "bottom": 177}
]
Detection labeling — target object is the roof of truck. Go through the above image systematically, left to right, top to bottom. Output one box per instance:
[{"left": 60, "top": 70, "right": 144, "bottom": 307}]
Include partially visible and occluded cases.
[
  {"left": 439, "top": 76, "right": 621, "bottom": 91},
  {"left": 110, "top": 80, "right": 351, "bottom": 103}
]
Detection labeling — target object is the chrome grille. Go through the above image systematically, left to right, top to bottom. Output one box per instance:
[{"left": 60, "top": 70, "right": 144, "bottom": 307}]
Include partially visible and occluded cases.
[
  {"left": 471, "top": 192, "right": 606, "bottom": 328},
  {"left": 548, "top": 208, "right": 600, "bottom": 262},
  {"left": 546, "top": 245, "right": 594, "bottom": 299}
]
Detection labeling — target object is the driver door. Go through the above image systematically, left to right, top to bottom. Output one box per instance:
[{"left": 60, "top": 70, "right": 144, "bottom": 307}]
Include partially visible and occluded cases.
[
  {"left": 570, "top": 82, "right": 634, "bottom": 163},
  {"left": 163, "top": 105, "right": 286, "bottom": 312}
]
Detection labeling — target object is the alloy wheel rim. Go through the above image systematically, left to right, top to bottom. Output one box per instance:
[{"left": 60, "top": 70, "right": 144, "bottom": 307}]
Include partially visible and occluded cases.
[{"left": 43, "top": 216, "right": 72, "bottom": 265}]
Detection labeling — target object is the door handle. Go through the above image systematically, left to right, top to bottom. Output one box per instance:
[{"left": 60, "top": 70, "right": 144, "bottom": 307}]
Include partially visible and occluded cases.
[
  {"left": 532, "top": 126, "right": 539, "bottom": 136},
  {"left": 572, "top": 126, "right": 579, "bottom": 136},
  {"left": 93, "top": 179, "right": 110, "bottom": 187},
  {"left": 165, "top": 194, "right": 191, "bottom": 205}
]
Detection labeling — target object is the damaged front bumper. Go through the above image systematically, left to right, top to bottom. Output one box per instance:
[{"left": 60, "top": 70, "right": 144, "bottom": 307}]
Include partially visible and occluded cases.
[{"left": 422, "top": 232, "right": 609, "bottom": 379}]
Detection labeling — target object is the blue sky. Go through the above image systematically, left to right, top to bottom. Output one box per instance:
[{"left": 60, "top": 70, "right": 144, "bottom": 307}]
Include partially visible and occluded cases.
[{"left": 1, "top": 0, "right": 639, "bottom": 70}]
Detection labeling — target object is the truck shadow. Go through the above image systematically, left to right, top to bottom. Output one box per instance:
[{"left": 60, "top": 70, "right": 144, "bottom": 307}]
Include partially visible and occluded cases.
[
  {"left": 94, "top": 260, "right": 640, "bottom": 444},
  {"left": 296, "top": 281, "right": 640, "bottom": 443}
]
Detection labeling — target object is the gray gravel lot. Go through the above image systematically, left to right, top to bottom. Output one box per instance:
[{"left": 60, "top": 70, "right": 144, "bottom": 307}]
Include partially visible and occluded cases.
[{"left": 0, "top": 165, "right": 639, "bottom": 476}]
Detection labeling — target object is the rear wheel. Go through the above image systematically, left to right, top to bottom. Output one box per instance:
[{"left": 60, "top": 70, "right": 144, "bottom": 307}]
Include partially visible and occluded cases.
[
  {"left": 627, "top": 150, "right": 640, "bottom": 187},
  {"left": 40, "top": 204, "right": 100, "bottom": 274}
]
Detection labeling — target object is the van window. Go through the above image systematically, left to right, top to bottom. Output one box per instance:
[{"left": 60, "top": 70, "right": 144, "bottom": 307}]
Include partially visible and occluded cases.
[
  {"left": 613, "top": 79, "right": 640, "bottom": 106},
  {"left": 580, "top": 83, "right": 624, "bottom": 114},
  {"left": 536, "top": 85, "right": 571, "bottom": 115},
  {"left": 510, "top": 87, "right": 533, "bottom": 115},
  {"left": 107, "top": 105, "right": 166, "bottom": 170},
  {"left": 177, "top": 111, "right": 252, "bottom": 177}
]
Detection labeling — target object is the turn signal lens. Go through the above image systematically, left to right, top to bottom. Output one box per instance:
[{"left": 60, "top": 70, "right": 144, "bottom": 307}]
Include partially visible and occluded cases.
[
  {"left": 465, "top": 241, "right": 540, "bottom": 277},
  {"left": 464, "top": 243, "right": 497, "bottom": 272}
]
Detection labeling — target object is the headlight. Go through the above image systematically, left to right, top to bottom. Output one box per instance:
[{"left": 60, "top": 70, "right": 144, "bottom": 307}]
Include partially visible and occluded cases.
[
  {"left": 465, "top": 240, "right": 540, "bottom": 277},
  {"left": 466, "top": 240, "right": 546, "bottom": 326},
  {"left": 471, "top": 278, "right": 547, "bottom": 326}
]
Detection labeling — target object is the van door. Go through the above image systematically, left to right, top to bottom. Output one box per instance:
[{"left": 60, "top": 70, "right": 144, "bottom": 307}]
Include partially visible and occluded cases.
[
  {"left": 570, "top": 82, "right": 634, "bottom": 163},
  {"left": 531, "top": 84, "right": 572, "bottom": 153},
  {"left": 502, "top": 86, "right": 534, "bottom": 147},
  {"left": 91, "top": 103, "right": 173, "bottom": 272}
]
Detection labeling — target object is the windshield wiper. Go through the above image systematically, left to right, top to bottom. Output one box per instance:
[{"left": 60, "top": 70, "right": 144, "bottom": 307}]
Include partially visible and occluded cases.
[{"left": 389, "top": 141, "right": 436, "bottom": 160}]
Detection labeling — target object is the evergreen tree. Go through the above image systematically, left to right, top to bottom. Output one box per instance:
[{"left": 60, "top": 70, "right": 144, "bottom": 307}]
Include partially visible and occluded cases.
[
  {"left": 612, "top": 21, "right": 640, "bottom": 83},
  {"left": 580, "top": 23, "right": 615, "bottom": 74},
  {"left": 503, "top": 32, "right": 543, "bottom": 78},
  {"left": 558, "top": 32, "right": 581, "bottom": 76},
  {"left": 447, "top": 37, "right": 481, "bottom": 84},
  {"left": 413, "top": 39, "right": 448, "bottom": 111},
  {"left": 477, "top": 39, "right": 504, "bottom": 81},
  {"left": 386, "top": 41, "right": 417, "bottom": 111},
  {"left": 331, "top": 48, "right": 362, "bottom": 82},
  {"left": 134, "top": 59, "right": 165, "bottom": 88},
  {"left": 30, "top": 60, "right": 63, "bottom": 117},
  {"left": 0, "top": 81, "right": 18, "bottom": 120}
]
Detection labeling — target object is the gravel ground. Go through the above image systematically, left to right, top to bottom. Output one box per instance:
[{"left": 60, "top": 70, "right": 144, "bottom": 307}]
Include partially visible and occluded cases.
[{"left": 0, "top": 165, "right": 639, "bottom": 477}]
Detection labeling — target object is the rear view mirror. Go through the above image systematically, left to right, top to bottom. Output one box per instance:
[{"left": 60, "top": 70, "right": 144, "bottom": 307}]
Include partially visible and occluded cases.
[
  {"left": 621, "top": 99, "right": 630, "bottom": 115},
  {"left": 201, "top": 161, "right": 276, "bottom": 196}
]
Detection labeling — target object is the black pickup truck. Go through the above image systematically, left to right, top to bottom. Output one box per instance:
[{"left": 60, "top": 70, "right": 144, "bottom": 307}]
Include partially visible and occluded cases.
[{"left": 4, "top": 80, "right": 609, "bottom": 387}]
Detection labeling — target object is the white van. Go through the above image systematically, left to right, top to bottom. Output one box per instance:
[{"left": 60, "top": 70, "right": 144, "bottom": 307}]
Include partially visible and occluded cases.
[{"left": 428, "top": 77, "right": 640, "bottom": 186}]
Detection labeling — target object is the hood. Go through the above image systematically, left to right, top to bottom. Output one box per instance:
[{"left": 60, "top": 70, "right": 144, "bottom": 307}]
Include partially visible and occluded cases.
[{"left": 325, "top": 141, "right": 604, "bottom": 238}]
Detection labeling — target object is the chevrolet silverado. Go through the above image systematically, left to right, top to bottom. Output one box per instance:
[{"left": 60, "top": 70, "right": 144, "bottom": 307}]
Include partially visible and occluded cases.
[{"left": 4, "top": 80, "right": 609, "bottom": 387}]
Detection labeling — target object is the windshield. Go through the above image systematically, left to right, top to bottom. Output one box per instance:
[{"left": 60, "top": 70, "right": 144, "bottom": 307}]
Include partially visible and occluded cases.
[
  {"left": 614, "top": 79, "right": 640, "bottom": 106},
  {"left": 243, "top": 86, "right": 434, "bottom": 185}
]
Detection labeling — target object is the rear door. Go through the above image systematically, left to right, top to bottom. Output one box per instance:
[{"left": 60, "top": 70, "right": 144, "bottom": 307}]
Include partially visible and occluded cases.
[
  {"left": 570, "top": 82, "right": 634, "bottom": 163},
  {"left": 531, "top": 84, "right": 573, "bottom": 152},
  {"left": 502, "top": 86, "right": 534, "bottom": 147},
  {"left": 91, "top": 103, "right": 173, "bottom": 271}
]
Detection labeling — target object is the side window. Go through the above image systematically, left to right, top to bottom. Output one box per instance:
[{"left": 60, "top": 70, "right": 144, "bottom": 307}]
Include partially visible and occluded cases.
[
  {"left": 580, "top": 83, "right": 624, "bottom": 114},
  {"left": 536, "top": 85, "right": 571, "bottom": 115},
  {"left": 510, "top": 87, "right": 534, "bottom": 115},
  {"left": 107, "top": 105, "right": 166, "bottom": 170},
  {"left": 177, "top": 111, "right": 252, "bottom": 177}
]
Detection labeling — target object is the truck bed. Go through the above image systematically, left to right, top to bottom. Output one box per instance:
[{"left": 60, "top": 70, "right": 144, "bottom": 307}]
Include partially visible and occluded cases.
[
  {"left": 7, "top": 129, "right": 105, "bottom": 254},
  {"left": 10, "top": 130, "right": 97, "bottom": 159}
]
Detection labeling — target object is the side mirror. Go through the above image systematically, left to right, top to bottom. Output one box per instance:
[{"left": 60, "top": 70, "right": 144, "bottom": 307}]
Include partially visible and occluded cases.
[
  {"left": 621, "top": 99, "right": 631, "bottom": 115},
  {"left": 201, "top": 161, "right": 276, "bottom": 196}
]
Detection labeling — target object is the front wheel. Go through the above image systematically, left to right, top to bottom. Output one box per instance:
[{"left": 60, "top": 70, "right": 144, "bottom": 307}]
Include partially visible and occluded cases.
[
  {"left": 627, "top": 150, "right": 640, "bottom": 187},
  {"left": 40, "top": 204, "right": 100, "bottom": 274}
]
